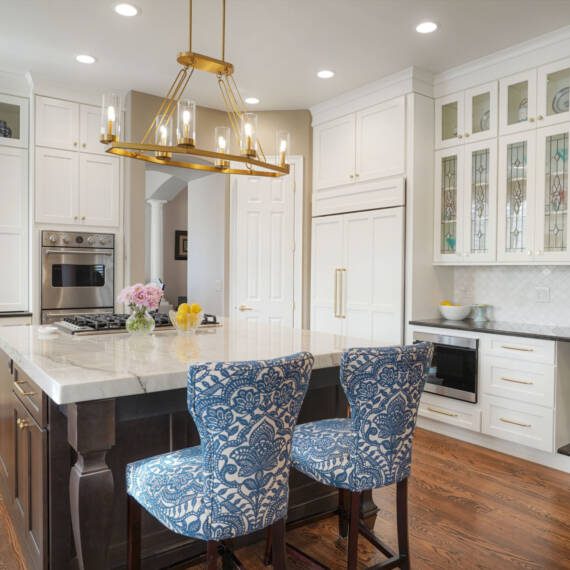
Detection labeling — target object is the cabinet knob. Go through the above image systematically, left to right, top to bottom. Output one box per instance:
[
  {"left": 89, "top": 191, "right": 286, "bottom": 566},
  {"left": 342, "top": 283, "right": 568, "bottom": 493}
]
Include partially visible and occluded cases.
[
  {"left": 537, "top": 115, "right": 544, "bottom": 121},
  {"left": 529, "top": 117, "right": 535, "bottom": 123},
  {"left": 465, "top": 133, "right": 470, "bottom": 138},
  {"left": 458, "top": 134, "right": 463, "bottom": 139},
  {"left": 73, "top": 141, "right": 78, "bottom": 146},
  {"left": 82, "top": 143, "right": 86, "bottom": 148},
  {"left": 355, "top": 173, "right": 359, "bottom": 178},
  {"left": 349, "top": 174, "right": 354, "bottom": 180},
  {"left": 74, "top": 216, "right": 78, "bottom": 220},
  {"left": 81, "top": 216, "right": 86, "bottom": 221},
  {"left": 526, "top": 250, "right": 532, "bottom": 256},
  {"left": 536, "top": 250, "right": 542, "bottom": 255}
]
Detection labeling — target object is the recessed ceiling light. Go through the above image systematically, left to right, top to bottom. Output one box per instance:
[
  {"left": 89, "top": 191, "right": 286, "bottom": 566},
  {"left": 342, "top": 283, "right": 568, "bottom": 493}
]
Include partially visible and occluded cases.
[
  {"left": 114, "top": 3, "right": 139, "bottom": 17},
  {"left": 416, "top": 21, "right": 438, "bottom": 34},
  {"left": 76, "top": 54, "right": 96, "bottom": 64},
  {"left": 317, "top": 70, "right": 335, "bottom": 79},
  {"left": 245, "top": 97, "right": 260, "bottom": 105}
]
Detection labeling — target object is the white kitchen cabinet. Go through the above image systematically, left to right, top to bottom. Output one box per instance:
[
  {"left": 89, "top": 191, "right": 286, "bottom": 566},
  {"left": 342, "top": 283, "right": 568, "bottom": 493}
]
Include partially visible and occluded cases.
[
  {"left": 537, "top": 58, "right": 570, "bottom": 128},
  {"left": 499, "top": 70, "right": 537, "bottom": 136},
  {"left": 436, "top": 83, "right": 498, "bottom": 149},
  {"left": 0, "top": 94, "right": 29, "bottom": 149},
  {"left": 35, "top": 96, "right": 79, "bottom": 151},
  {"left": 312, "top": 97, "right": 406, "bottom": 216},
  {"left": 355, "top": 97, "right": 405, "bottom": 182},
  {"left": 79, "top": 104, "right": 106, "bottom": 155},
  {"left": 313, "top": 114, "right": 355, "bottom": 190},
  {"left": 534, "top": 123, "right": 570, "bottom": 262},
  {"left": 497, "top": 131, "right": 537, "bottom": 262},
  {"left": 0, "top": 147, "right": 28, "bottom": 311},
  {"left": 35, "top": 147, "right": 79, "bottom": 225},
  {"left": 36, "top": 148, "right": 119, "bottom": 227},
  {"left": 79, "top": 154, "right": 120, "bottom": 226},
  {"left": 311, "top": 208, "right": 404, "bottom": 345}
]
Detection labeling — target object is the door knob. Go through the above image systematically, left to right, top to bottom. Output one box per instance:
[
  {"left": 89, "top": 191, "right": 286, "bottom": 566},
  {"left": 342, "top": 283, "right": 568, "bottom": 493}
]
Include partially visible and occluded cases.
[{"left": 238, "top": 304, "right": 253, "bottom": 311}]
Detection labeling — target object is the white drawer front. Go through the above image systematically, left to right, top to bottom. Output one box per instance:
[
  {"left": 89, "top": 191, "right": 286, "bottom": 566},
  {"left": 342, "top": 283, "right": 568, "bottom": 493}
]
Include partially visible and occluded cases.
[
  {"left": 482, "top": 336, "right": 555, "bottom": 364},
  {"left": 481, "top": 356, "right": 555, "bottom": 408},
  {"left": 482, "top": 396, "right": 554, "bottom": 452},
  {"left": 419, "top": 400, "right": 481, "bottom": 432}
]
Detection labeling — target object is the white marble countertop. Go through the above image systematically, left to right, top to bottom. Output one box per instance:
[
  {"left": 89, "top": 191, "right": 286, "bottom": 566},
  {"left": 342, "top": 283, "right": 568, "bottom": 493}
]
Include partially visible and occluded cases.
[{"left": 0, "top": 320, "right": 377, "bottom": 405}]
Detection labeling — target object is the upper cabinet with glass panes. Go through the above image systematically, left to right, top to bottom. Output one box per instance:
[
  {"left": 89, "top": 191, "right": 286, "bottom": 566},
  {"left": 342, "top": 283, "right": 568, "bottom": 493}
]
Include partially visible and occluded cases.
[
  {"left": 500, "top": 59, "right": 570, "bottom": 135},
  {"left": 435, "top": 82, "right": 497, "bottom": 149},
  {"left": 0, "top": 94, "right": 28, "bottom": 149}
]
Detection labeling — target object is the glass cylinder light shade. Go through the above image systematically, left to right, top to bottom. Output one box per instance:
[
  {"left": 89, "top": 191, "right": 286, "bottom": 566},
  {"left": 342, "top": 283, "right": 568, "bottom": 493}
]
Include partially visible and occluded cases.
[
  {"left": 100, "top": 93, "right": 121, "bottom": 144},
  {"left": 177, "top": 99, "right": 196, "bottom": 146},
  {"left": 240, "top": 112, "right": 258, "bottom": 157},
  {"left": 155, "top": 114, "right": 173, "bottom": 160},
  {"left": 215, "top": 126, "right": 231, "bottom": 168},
  {"left": 276, "top": 130, "right": 290, "bottom": 167}
]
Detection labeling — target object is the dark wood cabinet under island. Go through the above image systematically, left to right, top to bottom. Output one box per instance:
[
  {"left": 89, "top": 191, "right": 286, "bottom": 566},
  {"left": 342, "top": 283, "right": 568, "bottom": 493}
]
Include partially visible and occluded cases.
[{"left": 0, "top": 321, "right": 379, "bottom": 569}]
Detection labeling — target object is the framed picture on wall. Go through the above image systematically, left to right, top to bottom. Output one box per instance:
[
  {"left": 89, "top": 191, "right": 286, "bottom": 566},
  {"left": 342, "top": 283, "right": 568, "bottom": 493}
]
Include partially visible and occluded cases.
[{"left": 174, "top": 230, "right": 188, "bottom": 260}]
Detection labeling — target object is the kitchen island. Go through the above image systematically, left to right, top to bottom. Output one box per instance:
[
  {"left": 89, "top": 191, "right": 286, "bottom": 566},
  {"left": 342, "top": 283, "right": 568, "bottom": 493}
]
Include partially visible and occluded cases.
[{"left": 0, "top": 320, "right": 379, "bottom": 570}]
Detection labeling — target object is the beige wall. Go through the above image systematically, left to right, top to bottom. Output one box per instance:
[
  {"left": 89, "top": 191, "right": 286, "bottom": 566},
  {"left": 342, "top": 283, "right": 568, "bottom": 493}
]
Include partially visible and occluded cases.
[
  {"left": 125, "top": 91, "right": 312, "bottom": 325},
  {"left": 163, "top": 190, "right": 188, "bottom": 305}
]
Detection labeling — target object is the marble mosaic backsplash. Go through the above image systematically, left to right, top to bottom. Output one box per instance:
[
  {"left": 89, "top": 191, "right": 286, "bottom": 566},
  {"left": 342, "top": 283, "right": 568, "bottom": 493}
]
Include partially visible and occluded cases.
[{"left": 454, "top": 266, "right": 570, "bottom": 326}]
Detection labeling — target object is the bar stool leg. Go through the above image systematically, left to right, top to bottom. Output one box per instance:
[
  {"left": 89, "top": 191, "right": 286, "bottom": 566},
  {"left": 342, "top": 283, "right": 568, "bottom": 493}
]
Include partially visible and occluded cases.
[
  {"left": 397, "top": 478, "right": 410, "bottom": 570},
  {"left": 338, "top": 488, "right": 349, "bottom": 538},
  {"left": 347, "top": 491, "right": 361, "bottom": 570},
  {"left": 127, "top": 495, "right": 141, "bottom": 570},
  {"left": 272, "top": 518, "right": 287, "bottom": 570},
  {"left": 263, "top": 526, "right": 273, "bottom": 565},
  {"left": 206, "top": 540, "right": 219, "bottom": 570}
]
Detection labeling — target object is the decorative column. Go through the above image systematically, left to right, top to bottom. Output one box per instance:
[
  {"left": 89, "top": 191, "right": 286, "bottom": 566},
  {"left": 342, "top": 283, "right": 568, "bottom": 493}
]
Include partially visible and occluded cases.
[{"left": 147, "top": 199, "right": 167, "bottom": 283}]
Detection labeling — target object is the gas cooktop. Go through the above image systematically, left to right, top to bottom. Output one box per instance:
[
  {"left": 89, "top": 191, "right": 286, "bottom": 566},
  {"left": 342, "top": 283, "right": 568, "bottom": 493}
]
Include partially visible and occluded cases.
[{"left": 54, "top": 313, "right": 173, "bottom": 335}]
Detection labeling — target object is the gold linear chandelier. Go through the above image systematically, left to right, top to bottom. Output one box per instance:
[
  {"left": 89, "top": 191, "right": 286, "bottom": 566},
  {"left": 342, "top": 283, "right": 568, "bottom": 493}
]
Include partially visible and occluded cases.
[{"left": 99, "top": 0, "right": 290, "bottom": 177}]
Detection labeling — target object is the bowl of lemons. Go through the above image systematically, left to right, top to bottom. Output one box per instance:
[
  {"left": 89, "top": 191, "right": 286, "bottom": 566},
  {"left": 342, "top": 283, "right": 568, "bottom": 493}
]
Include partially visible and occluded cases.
[
  {"left": 439, "top": 300, "right": 471, "bottom": 321},
  {"left": 169, "top": 302, "right": 203, "bottom": 335}
]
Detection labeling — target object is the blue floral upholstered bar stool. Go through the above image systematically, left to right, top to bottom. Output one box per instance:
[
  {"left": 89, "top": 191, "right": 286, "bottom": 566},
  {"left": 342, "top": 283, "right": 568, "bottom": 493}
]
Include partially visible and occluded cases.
[
  {"left": 285, "top": 343, "right": 433, "bottom": 570},
  {"left": 125, "top": 352, "right": 314, "bottom": 570}
]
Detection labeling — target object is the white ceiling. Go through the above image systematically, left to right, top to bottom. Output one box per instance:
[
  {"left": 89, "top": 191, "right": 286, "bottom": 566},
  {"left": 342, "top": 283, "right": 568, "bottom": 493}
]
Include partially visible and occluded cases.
[{"left": 2, "top": 0, "right": 570, "bottom": 110}]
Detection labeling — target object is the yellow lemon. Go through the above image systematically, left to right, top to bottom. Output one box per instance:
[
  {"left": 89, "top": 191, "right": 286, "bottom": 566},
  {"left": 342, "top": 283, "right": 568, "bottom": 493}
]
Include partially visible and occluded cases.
[
  {"left": 440, "top": 300, "right": 453, "bottom": 306},
  {"left": 177, "top": 303, "right": 191, "bottom": 315},
  {"left": 190, "top": 303, "right": 202, "bottom": 314}
]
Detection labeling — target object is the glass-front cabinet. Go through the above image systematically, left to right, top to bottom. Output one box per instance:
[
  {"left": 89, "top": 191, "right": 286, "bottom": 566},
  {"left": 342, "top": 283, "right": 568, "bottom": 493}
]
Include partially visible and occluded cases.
[
  {"left": 537, "top": 58, "right": 570, "bottom": 128},
  {"left": 499, "top": 70, "right": 537, "bottom": 135},
  {"left": 436, "top": 82, "right": 497, "bottom": 149},
  {"left": 0, "top": 94, "right": 28, "bottom": 148},
  {"left": 535, "top": 125, "right": 570, "bottom": 261},
  {"left": 497, "top": 132, "right": 536, "bottom": 262},
  {"left": 434, "top": 143, "right": 497, "bottom": 263}
]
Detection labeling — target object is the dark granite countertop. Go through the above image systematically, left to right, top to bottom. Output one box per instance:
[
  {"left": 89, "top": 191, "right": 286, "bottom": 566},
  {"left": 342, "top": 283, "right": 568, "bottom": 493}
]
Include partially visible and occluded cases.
[
  {"left": 0, "top": 312, "right": 32, "bottom": 319},
  {"left": 409, "top": 318, "right": 570, "bottom": 342}
]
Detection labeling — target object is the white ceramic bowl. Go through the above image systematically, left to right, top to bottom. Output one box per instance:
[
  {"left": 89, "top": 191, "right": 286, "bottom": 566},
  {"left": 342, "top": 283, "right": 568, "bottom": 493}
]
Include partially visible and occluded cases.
[{"left": 439, "top": 305, "right": 471, "bottom": 321}]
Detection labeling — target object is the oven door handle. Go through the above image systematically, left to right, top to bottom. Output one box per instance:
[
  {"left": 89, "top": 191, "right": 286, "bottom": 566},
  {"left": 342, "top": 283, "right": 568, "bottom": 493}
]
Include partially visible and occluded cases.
[{"left": 45, "top": 249, "right": 113, "bottom": 256}]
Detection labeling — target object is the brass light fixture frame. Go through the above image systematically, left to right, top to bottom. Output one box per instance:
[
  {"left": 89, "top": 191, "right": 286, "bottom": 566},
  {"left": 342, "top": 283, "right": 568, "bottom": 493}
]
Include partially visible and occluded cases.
[{"left": 105, "top": 0, "right": 289, "bottom": 177}]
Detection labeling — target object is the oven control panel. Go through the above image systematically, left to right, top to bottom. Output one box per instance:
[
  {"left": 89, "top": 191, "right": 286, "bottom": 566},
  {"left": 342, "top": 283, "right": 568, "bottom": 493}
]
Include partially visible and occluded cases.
[{"left": 41, "top": 231, "right": 115, "bottom": 249}]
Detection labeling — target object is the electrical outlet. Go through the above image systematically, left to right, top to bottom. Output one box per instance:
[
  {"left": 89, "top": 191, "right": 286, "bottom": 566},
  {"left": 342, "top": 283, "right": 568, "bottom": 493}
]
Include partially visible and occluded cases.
[{"left": 535, "top": 286, "right": 550, "bottom": 303}]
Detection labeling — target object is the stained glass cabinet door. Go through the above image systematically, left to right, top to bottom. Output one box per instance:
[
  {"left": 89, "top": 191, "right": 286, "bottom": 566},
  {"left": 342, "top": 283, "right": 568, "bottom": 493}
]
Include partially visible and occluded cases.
[
  {"left": 537, "top": 58, "right": 570, "bottom": 128},
  {"left": 464, "top": 82, "right": 498, "bottom": 144},
  {"left": 534, "top": 125, "right": 570, "bottom": 262},
  {"left": 497, "top": 132, "right": 537, "bottom": 262},
  {"left": 463, "top": 141, "right": 497, "bottom": 262},
  {"left": 434, "top": 148, "right": 464, "bottom": 263}
]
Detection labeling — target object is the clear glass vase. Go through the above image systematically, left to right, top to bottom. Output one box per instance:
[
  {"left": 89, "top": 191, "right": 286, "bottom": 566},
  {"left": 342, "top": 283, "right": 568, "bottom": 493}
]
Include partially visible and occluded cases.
[{"left": 126, "top": 308, "right": 155, "bottom": 335}]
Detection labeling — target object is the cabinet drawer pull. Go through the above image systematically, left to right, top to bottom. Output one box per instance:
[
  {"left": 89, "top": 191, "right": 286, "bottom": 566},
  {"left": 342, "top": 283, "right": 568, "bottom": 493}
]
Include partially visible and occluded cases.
[
  {"left": 500, "top": 345, "right": 534, "bottom": 352},
  {"left": 500, "top": 376, "right": 534, "bottom": 385},
  {"left": 14, "top": 382, "right": 35, "bottom": 397},
  {"left": 427, "top": 406, "right": 458, "bottom": 418},
  {"left": 499, "top": 417, "right": 531, "bottom": 428},
  {"left": 17, "top": 418, "right": 31, "bottom": 430}
]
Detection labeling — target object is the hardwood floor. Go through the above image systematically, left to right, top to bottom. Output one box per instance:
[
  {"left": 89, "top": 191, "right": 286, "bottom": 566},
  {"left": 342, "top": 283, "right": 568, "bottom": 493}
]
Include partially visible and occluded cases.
[{"left": 1, "top": 428, "right": 569, "bottom": 569}]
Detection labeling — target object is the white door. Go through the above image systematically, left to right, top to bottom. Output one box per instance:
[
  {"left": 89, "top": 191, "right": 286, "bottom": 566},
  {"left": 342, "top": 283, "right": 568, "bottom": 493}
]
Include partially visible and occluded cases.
[
  {"left": 537, "top": 58, "right": 570, "bottom": 128},
  {"left": 499, "top": 70, "right": 537, "bottom": 135},
  {"left": 464, "top": 81, "right": 498, "bottom": 143},
  {"left": 435, "top": 92, "right": 464, "bottom": 149},
  {"left": 36, "top": 96, "right": 79, "bottom": 151},
  {"left": 355, "top": 97, "right": 405, "bottom": 182},
  {"left": 80, "top": 104, "right": 106, "bottom": 155},
  {"left": 313, "top": 115, "right": 355, "bottom": 190},
  {"left": 534, "top": 124, "right": 570, "bottom": 262},
  {"left": 497, "top": 131, "right": 537, "bottom": 262},
  {"left": 463, "top": 140, "right": 498, "bottom": 263},
  {"left": 0, "top": 147, "right": 28, "bottom": 311},
  {"left": 35, "top": 147, "right": 79, "bottom": 224},
  {"left": 434, "top": 147, "right": 465, "bottom": 263},
  {"left": 79, "top": 153, "right": 119, "bottom": 226},
  {"left": 232, "top": 160, "right": 299, "bottom": 327},
  {"left": 343, "top": 209, "right": 404, "bottom": 344},
  {"left": 310, "top": 215, "right": 344, "bottom": 335}
]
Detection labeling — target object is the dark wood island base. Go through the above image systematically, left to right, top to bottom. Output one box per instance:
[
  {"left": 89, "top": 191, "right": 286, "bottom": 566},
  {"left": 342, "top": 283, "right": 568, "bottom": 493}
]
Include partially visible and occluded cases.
[{"left": 1, "top": 357, "right": 378, "bottom": 570}]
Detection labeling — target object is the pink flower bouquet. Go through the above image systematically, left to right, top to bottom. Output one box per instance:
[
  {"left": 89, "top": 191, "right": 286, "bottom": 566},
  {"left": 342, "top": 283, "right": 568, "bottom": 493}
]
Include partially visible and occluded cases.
[{"left": 118, "top": 283, "right": 163, "bottom": 334}]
